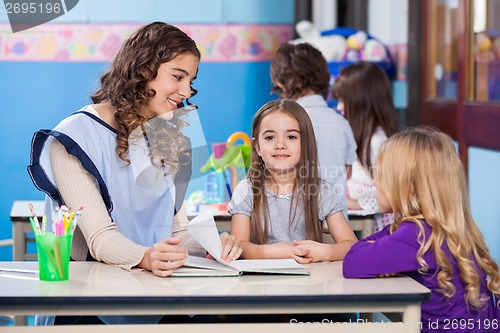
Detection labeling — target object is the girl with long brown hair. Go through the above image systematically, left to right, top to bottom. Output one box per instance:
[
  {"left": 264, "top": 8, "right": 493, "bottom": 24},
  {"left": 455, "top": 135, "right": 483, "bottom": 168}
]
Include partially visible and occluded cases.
[
  {"left": 332, "top": 60, "right": 399, "bottom": 231},
  {"left": 229, "top": 99, "right": 356, "bottom": 262}
]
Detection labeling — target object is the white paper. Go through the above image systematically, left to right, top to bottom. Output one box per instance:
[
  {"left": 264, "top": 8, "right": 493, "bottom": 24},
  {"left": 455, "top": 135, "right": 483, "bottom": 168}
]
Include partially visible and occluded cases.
[
  {"left": 185, "top": 211, "right": 225, "bottom": 264},
  {"left": 185, "top": 212, "right": 308, "bottom": 275},
  {"left": 183, "top": 256, "right": 234, "bottom": 272},
  {"left": 0, "top": 268, "right": 38, "bottom": 280}
]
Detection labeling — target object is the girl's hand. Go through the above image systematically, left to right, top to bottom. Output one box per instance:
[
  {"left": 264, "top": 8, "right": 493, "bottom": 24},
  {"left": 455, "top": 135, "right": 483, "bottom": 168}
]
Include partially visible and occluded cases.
[
  {"left": 218, "top": 232, "right": 243, "bottom": 262},
  {"left": 146, "top": 237, "right": 188, "bottom": 277},
  {"left": 293, "top": 240, "right": 330, "bottom": 262},
  {"left": 379, "top": 273, "right": 398, "bottom": 278}
]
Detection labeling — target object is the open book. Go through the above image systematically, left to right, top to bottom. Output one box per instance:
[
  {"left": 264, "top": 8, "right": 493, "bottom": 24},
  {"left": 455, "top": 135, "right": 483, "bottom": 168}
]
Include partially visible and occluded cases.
[{"left": 171, "top": 211, "right": 309, "bottom": 277}]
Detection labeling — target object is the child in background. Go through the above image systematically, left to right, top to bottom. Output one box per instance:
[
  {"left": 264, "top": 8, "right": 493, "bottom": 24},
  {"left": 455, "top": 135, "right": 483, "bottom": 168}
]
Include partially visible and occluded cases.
[
  {"left": 270, "top": 43, "right": 357, "bottom": 218},
  {"left": 332, "top": 61, "right": 399, "bottom": 232},
  {"left": 229, "top": 99, "right": 357, "bottom": 263},
  {"left": 343, "top": 127, "right": 500, "bottom": 332}
]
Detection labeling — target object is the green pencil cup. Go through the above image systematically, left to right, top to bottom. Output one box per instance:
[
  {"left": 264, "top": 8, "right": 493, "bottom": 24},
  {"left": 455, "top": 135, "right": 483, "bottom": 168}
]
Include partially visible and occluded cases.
[{"left": 35, "top": 234, "right": 73, "bottom": 281}]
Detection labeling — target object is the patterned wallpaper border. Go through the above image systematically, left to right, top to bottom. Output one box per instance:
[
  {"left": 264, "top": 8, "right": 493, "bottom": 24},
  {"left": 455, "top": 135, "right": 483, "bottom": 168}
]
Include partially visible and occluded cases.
[{"left": 0, "top": 23, "right": 294, "bottom": 62}]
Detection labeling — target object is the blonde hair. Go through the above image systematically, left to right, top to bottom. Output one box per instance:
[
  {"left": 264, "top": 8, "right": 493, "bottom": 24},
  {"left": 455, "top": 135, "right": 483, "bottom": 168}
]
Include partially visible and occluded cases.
[{"left": 375, "top": 127, "right": 500, "bottom": 310}]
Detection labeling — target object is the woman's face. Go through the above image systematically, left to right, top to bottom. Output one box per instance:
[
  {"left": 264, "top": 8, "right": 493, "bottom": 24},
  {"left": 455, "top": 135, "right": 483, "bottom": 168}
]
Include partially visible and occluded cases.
[{"left": 147, "top": 52, "right": 199, "bottom": 120}]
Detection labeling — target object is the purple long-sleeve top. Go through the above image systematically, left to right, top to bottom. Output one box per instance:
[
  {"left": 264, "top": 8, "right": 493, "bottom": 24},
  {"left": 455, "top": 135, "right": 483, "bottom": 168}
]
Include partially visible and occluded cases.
[{"left": 343, "top": 221, "right": 499, "bottom": 333}]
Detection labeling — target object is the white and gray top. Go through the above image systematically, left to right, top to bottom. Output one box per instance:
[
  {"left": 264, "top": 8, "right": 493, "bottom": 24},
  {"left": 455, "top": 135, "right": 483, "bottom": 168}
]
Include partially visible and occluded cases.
[{"left": 228, "top": 178, "right": 343, "bottom": 243}]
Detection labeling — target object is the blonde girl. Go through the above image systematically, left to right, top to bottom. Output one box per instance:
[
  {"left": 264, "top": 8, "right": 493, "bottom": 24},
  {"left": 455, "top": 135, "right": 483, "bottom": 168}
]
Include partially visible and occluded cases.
[
  {"left": 229, "top": 99, "right": 357, "bottom": 263},
  {"left": 343, "top": 127, "right": 500, "bottom": 332}
]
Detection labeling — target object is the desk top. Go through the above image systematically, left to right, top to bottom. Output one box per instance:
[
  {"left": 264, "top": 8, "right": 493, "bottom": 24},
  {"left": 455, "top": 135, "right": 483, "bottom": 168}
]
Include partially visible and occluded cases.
[
  {"left": 10, "top": 200, "right": 44, "bottom": 221},
  {"left": 11, "top": 201, "right": 374, "bottom": 222},
  {"left": 348, "top": 209, "right": 376, "bottom": 217},
  {"left": 0, "top": 261, "right": 430, "bottom": 312}
]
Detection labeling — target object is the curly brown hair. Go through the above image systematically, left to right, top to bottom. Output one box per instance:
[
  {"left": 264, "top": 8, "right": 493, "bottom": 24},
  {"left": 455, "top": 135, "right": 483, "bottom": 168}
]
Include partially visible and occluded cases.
[
  {"left": 91, "top": 22, "right": 201, "bottom": 175},
  {"left": 270, "top": 43, "right": 331, "bottom": 100}
]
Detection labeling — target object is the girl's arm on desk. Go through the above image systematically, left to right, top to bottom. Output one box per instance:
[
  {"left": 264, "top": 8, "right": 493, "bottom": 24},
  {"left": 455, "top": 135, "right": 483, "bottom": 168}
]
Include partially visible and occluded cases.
[
  {"left": 294, "top": 211, "right": 357, "bottom": 262},
  {"left": 230, "top": 213, "right": 312, "bottom": 264},
  {"left": 342, "top": 223, "right": 423, "bottom": 278}
]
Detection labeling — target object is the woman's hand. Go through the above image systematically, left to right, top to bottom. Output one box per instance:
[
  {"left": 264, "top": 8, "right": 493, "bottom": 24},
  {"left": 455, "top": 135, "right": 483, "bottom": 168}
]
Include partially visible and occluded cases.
[
  {"left": 215, "top": 232, "right": 243, "bottom": 262},
  {"left": 143, "top": 237, "right": 188, "bottom": 277}
]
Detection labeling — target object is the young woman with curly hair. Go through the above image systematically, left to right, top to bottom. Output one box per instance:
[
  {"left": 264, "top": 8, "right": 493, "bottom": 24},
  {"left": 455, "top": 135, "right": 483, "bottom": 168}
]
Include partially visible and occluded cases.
[{"left": 28, "top": 22, "right": 241, "bottom": 325}]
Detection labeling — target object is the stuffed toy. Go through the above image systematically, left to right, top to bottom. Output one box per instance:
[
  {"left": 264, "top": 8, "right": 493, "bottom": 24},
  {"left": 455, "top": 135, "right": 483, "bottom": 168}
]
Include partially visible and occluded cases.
[
  {"left": 291, "top": 20, "right": 346, "bottom": 61},
  {"left": 363, "top": 39, "right": 387, "bottom": 62}
]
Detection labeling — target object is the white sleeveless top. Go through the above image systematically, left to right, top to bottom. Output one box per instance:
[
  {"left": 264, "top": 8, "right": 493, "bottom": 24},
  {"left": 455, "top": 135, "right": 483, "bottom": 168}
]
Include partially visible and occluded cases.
[{"left": 28, "top": 105, "right": 176, "bottom": 248}]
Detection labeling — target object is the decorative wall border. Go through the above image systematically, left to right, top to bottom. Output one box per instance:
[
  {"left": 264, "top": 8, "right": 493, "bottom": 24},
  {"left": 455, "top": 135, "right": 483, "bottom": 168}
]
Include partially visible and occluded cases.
[{"left": 0, "top": 23, "right": 293, "bottom": 62}]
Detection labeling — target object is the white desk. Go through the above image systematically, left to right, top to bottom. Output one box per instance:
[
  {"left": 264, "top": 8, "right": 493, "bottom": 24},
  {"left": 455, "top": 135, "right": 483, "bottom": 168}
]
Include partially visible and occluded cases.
[
  {"left": 10, "top": 200, "right": 44, "bottom": 261},
  {"left": 347, "top": 210, "right": 375, "bottom": 239},
  {"left": 0, "top": 261, "right": 430, "bottom": 332}
]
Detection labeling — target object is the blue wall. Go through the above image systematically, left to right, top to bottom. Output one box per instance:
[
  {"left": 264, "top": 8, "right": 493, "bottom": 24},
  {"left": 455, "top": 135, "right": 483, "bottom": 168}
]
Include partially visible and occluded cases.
[
  {"left": 0, "top": 0, "right": 293, "bottom": 260},
  {"left": 0, "top": 0, "right": 294, "bottom": 24},
  {"left": 0, "top": 62, "right": 103, "bottom": 260},
  {"left": 469, "top": 147, "right": 500, "bottom": 263}
]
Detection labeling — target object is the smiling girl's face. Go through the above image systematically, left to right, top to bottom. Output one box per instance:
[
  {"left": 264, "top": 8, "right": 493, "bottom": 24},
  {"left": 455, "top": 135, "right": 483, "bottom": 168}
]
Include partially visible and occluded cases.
[
  {"left": 146, "top": 52, "right": 199, "bottom": 120},
  {"left": 254, "top": 110, "right": 301, "bottom": 174}
]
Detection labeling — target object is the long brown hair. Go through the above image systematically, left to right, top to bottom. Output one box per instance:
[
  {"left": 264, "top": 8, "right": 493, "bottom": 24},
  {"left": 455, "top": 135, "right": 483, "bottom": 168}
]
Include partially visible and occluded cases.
[
  {"left": 91, "top": 22, "right": 201, "bottom": 175},
  {"left": 270, "top": 43, "right": 331, "bottom": 100},
  {"left": 332, "top": 61, "right": 399, "bottom": 173},
  {"left": 249, "top": 99, "right": 322, "bottom": 244},
  {"left": 376, "top": 127, "right": 500, "bottom": 310}
]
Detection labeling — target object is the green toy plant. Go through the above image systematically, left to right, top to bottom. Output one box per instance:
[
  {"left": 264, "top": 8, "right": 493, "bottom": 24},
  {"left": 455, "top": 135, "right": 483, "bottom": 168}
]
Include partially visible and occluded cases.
[{"left": 200, "top": 145, "right": 251, "bottom": 173}]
